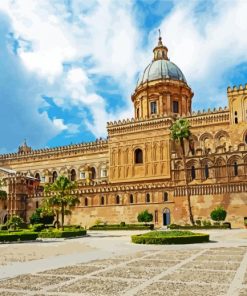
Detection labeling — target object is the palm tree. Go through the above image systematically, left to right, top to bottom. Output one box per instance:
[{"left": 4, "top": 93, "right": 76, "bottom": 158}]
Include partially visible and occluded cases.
[
  {"left": 170, "top": 118, "right": 195, "bottom": 225},
  {"left": 44, "top": 176, "right": 80, "bottom": 230}
]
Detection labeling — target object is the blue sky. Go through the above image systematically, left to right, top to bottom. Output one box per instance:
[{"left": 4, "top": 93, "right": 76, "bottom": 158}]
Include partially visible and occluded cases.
[{"left": 0, "top": 0, "right": 247, "bottom": 153}]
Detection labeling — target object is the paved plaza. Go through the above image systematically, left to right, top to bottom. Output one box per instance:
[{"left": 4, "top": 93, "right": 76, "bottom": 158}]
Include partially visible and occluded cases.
[{"left": 0, "top": 229, "right": 247, "bottom": 295}]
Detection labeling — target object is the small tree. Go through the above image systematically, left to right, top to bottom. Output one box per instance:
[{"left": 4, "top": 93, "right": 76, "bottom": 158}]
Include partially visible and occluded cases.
[
  {"left": 44, "top": 176, "right": 80, "bottom": 230},
  {"left": 210, "top": 206, "right": 227, "bottom": 222},
  {"left": 30, "top": 208, "right": 54, "bottom": 225},
  {"left": 137, "top": 210, "right": 153, "bottom": 223},
  {"left": 7, "top": 215, "right": 23, "bottom": 230}
]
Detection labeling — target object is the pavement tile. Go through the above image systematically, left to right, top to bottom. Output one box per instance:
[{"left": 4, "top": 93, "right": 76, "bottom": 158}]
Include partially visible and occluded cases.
[
  {"left": 194, "top": 254, "right": 243, "bottom": 262},
  {"left": 84, "top": 258, "right": 126, "bottom": 266},
  {"left": 126, "top": 259, "right": 180, "bottom": 268},
  {"left": 182, "top": 261, "right": 240, "bottom": 271},
  {"left": 39, "top": 264, "right": 102, "bottom": 276},
  {"left": 93, "top": 266, "right": 162, "bottom": 279},
  {"left": 161, "top": 269, "right": 235, "bottom": 284},
  {"left": 0, "top": 274, "right": 71, "bottom": 291},
  {"left": 50, "top": 278, "right": 137, "bottom": 295},
  {"left": 135, "top": 282, "right": 228, "bottom": 296},
  {"left": 0, "top": 292, "right": 25, "bottom": 296}
]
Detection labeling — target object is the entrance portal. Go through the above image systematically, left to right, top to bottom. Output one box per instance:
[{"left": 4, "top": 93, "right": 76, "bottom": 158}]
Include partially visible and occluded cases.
[{"left": 163, "top": 208, "right": 170, "bottom": 226}]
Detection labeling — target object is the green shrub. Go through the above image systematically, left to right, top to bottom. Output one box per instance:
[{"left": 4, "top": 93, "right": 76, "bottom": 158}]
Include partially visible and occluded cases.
[
  {"left": 210, "top": 206, "right": 227, "bottom": 222},
  {"left": 30, "top": 208, "right": 54, "bottom": 225},
  {"left": 137, "top": 210, "right": 153, "bottom": 223},
  {"left": 7, "top": 215, "right": 24, "bottom": 230},
  {"left": 195, "top": 220, "right": 201, "bottom": 226},
  {"left": 202, "top": 220, "right": 211, "bottom": 226},
  {"left": 168, "top": 223, "right": 228, "bottom": 230},
  {"left": 32, "top": 224, "right": 45, "bottom": 232},
  {"left": 89, "top": 224, "right": 154, "bottom": 230},
  {"left": 0, "top": 225, "right": 7, "bottom": 230},
  {"left": 63, "top": 225, "right": 81, "bottom": 229},
  {"left": 38, "top": 229, "right": 86, "bottom": 238},
  {"left": 131, "top": 231, "right": 209, "bottom": 245},
  {"left": 0, "top": 232, "right": 38, "bottom": 242}
]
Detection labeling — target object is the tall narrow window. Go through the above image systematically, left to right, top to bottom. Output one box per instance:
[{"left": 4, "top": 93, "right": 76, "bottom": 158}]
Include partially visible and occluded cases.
[
  {"left": 150, "top": 101, "right": 157, "bottom": 114},
  {"left": 173, "top": 101, "right": 179, "bottom": 113},
  {"left": 136, "top": 107, "right": 140, "bottom": 119},
  {"left": 234, "top": 111, "right": 238, "bottom": 124},
  {"left": 245, "top": 134, "right": 247, "bottom": 144},
  {"left": 135, "top": 149, "right": 143, "bottom": 164},
  {"left": 234, "top": 162, "right": 238, "bottom": 176},
  {"left": 204, "top": 164, "right": 209, "bottom": 179},
  {"left": 191, "top": 166, "right": 196, "bottom": 180},
  {"left": 91, "top": 167, "right": 96, "bottom": 179},
  {"left": 71, "top": 169, "right": 76, "bottom": 181},
  {"left": 52, "top": 171, "right": 58, "bottom": 183},
  {"left": 164, "top": 192, "right": 168, "bottom": 202},
  {"left": 146, "top": 193, "right": 150, "bottom": 203},
  {"left": 129, "top": 194, "right": 133, "bottom": 204},
  {"left": 116, "top": 195, "right": 120, "bottom": 204},
  {"left": 101, "top": 196, "right": 104, "bottom": 205},
  {"left": 85, "top": 197, "right": 88, "bottom": 206},
  {"left": 36, "top": 201, "right": 39, "bottom": 209}
]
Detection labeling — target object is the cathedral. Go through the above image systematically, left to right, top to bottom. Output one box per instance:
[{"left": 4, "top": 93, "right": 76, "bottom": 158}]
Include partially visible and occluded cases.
[{"left": 0, "top": 37, "right": 247, "bottom": 228}]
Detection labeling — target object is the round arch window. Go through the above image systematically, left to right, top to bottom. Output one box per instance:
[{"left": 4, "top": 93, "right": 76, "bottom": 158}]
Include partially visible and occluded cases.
[{"left": 134, "top": 149, "right": 143, "bottom": 164}]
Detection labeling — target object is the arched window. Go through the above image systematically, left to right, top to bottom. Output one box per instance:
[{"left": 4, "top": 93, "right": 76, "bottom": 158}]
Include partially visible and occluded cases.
[
  {"left": 136, "top": 108, "right": 140, "bottom": 119},
  {"left": 135, "top": 149, "right": 143, "bottom": 164},
  {"left": 234, "top": 161, "right": 238, "bottom": 176},
  {"left": 204, "top": 164, "right": 209, "bottom": 179},
  {"left": 191, "top": 166, "right": 196, "bottom": 180},
  {"left": 91, "top": 167, "right": 96, "bottom": 179},
  {"left": 71, "top": 169, "right": 76, "bottom": 181},
  {"left": 52, "top": 171, "right": 58, "bottom": 183},
  {"left": 35, "top": 173, "right": 40, "bottom": 181},
  {"left": 164, "top": 192, "right": 168, "bottom": 202},
  {"left": 146, "top": 193, "right": 150, "bottom": 203},
  {"left": 129, "top": 194, "right": 134, "bottom": 204},
  {"left": 116, "top": 195, "right": 120, "bottom": 204},
  {"left": 101, "top": 196, "right": 104, "bottom": 205},
  {"left": 85, "top": 197, "right": 88, "bottom": 206}
]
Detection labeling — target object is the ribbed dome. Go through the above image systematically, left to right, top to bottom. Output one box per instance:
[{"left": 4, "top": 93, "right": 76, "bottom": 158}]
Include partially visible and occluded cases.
[{"left": 137, "top": 59, "right": 187, "bottom": 87}]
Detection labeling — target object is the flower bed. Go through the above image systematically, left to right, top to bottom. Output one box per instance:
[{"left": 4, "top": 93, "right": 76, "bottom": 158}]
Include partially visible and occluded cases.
[
  {"left": 168, "top": 223, "right": 230, "bottom": 230},
  {"left": 89, "top": 224, "right": 154, "bottom": 231},
  {"left": 38, "top": 229, "right": 86, "bottom": 238},
  {"left": 131, "top": 230, "right": 209, "bottom": 245},
  {"left": 0, "top": 231, "right": 38, "bottom": 242}
]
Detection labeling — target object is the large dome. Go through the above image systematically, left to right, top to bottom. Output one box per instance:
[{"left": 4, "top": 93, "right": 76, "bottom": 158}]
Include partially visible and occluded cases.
[{"left": 137, "top": 59, "right": 187, "bottom": 87}]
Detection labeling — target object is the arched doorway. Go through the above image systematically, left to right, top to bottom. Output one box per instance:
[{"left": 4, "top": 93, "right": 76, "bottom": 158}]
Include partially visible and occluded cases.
[
  {"left": 163, "top": 208, "right": 170, "bottom": 226},
  {"left": 3, "top": 214, "right": 8, "bottom": 224}
]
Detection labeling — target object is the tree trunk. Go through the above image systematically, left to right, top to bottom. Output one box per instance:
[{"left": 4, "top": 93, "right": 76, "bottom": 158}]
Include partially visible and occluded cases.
[
  {"left": 180, "top": 138, "right": 195, "bottom": 225},
  {"left": 61, "top": 202, "right": 64, "bottom": 231},
  {"left": 56, "top": 210, "right": 59, "bottom": 229}
]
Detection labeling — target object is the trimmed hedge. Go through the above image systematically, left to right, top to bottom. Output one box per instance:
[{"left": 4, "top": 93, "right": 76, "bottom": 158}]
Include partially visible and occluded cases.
[
  {"left": 168, "top": 223, "right": 230, "bottom": 230},
  {"left": 89, "top": 224, "right": 154, "bottom": 231},
  {"left": 38, "top": 229, "right": 87, "bottom": 238},
  {"left": 131, "top": 231, "right": 209, "bottom": 245},
  {"left": 0, "top": 232, "right": 38, "bottom": 242}
]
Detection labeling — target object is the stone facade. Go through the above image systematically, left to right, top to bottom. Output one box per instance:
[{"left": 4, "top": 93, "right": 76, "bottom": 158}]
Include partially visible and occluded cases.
[{"left": 0, "top": 37, "right": 247, "bottom": 227}]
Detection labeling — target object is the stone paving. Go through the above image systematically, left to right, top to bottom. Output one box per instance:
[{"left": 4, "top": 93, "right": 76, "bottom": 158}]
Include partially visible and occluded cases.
[{"left": 0, "top": 230, "right": 247, "bottom": 295}]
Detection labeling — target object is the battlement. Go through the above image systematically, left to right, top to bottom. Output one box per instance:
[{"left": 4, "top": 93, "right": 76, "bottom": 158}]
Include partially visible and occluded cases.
[
  {"left": 227, "top": 84, "right": 247, "bottom": 94},
  {"left": 107, "top": 106, "right": 229, "bottom": 136},
  {"left": 0, "top": 139, "right": 108, "bottom": 161}
]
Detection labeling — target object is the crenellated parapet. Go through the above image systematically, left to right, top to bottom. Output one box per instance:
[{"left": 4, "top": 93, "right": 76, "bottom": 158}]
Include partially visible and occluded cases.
[
  {"left": 227, "top": 83, "right": 247, "bottom": 94},
  {"left": 107, "top": 116, "right": 173, "bottom": 136},
  {"left": 0, "top": 139, "right": 108, "bottom": 162}
]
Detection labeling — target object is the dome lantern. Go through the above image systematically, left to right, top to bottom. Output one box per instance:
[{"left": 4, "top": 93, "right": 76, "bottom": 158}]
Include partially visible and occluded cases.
[{"left": 153, "top": 34, "right": 169, "bottom": 61}]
